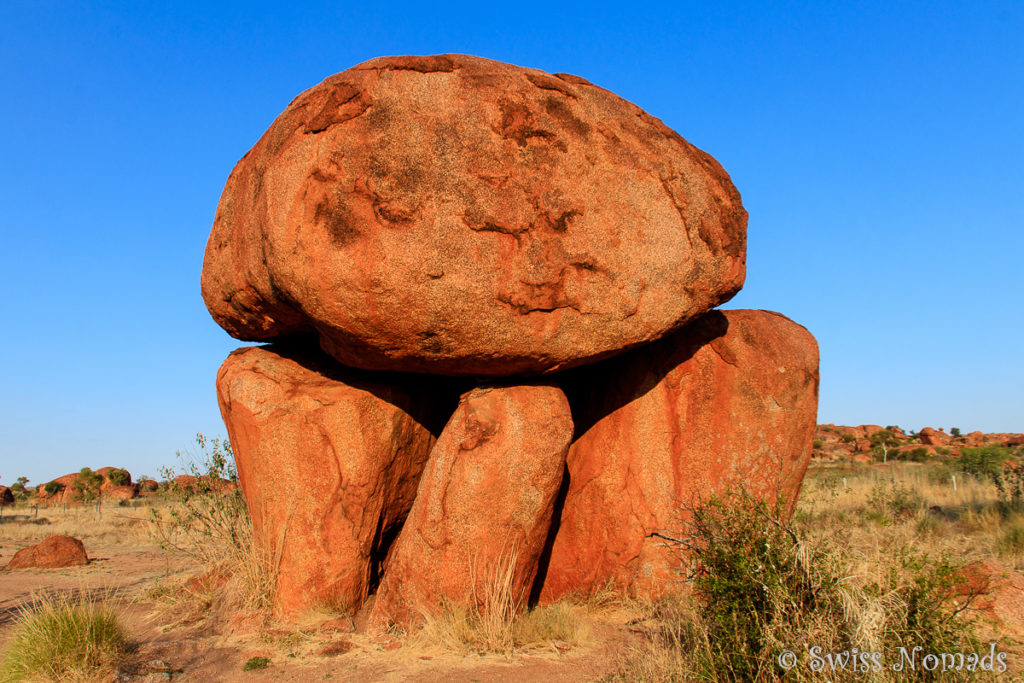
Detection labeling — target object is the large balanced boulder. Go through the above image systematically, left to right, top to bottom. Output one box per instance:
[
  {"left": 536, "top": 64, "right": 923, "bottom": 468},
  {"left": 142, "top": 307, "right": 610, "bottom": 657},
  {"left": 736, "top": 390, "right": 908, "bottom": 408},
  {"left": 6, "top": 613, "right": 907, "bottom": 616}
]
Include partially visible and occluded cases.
[
  {"left": 203, "top": 54, "right": 747, "bottom": 376},
  {"left": 538, "top": 309, "right": 819, "bottom": 601},
  {"left": 216, "top": 345, "right": 452, "bottom": 618},
  {"left": 370, "top": 384, "right": 572, "bottom": 629},
  {"left": 4, "top": 535, "right": 89, "bottom": 570}
]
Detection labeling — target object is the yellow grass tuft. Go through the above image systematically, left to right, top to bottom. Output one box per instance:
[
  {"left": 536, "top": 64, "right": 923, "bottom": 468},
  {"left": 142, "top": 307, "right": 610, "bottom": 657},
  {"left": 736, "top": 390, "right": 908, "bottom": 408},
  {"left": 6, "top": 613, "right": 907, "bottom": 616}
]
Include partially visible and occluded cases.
[
  {"left": 415, "top": 546, "right": 593, "bottom": 655},
  {"left": 0, "top": 590, "right": 128, "bottom": 682}
]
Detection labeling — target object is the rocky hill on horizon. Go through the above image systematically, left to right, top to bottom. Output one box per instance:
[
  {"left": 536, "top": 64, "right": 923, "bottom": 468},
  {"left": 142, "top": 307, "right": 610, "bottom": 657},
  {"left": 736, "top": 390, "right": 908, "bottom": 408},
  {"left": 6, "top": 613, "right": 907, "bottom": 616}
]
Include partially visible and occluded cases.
[{"left": 813, "top": 423, "right": 1024, "bottom": 463}]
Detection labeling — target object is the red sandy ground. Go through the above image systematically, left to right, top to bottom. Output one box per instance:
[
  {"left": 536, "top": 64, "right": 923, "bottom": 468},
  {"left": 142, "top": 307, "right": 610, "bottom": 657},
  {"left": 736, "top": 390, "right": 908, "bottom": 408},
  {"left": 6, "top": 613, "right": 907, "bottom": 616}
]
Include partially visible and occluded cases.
[{"left": 0, "top": 518, "right": 629, "bottom": 682}]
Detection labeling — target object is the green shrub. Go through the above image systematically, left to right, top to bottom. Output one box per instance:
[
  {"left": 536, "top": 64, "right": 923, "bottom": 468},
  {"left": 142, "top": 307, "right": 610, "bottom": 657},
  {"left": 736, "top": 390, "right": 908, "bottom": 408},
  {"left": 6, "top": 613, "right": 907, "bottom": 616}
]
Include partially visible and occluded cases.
[
  {"left": 951, "top": 427, "right": 962, "bottom": 438},
  {"left": 870, "top": 429, "right": 901, "bottom": 462},
  {"left": 841, "top": 433, "right": 856, "bottom": 443},
  {"left": 151, "top": 434, "right": 273, "bottom": 612},
  {"left": 812, "top": 439, "right": 824, "bottom": 449},
  {"left": 895, "top": 446, "right": 930, "bottom": 462},
  {"left": 957, "top": 447, "right": 1014, "bottom": 478},
  {"left": 992, "top": 463, "right": 1024, "bottom": 514},
  {"left": 72, "top": 467, "right": 104, "bottom": 502},
  {"left": 106, "top": 468, "right": 131, "bottom": 487},
  {"left": 10, "top": 477, "right": 29, "bottom": 502},
  {"left": 867, "top": 480, "right": 924, "bottom": 522},
  {"left": 42, "top": 481, "right": 64, "bottom": 497},
  {"left": 611, "top": 489, "right": 985, "bottom": 682},
  {"left": 650, "top": 491, "right": 831, "bottom": 679},
  {"left": 0, "top": 592, "right": 127, "bottom": 681},
  {"left": 242, "top": 656, "right": 270, "bottom": 671}
]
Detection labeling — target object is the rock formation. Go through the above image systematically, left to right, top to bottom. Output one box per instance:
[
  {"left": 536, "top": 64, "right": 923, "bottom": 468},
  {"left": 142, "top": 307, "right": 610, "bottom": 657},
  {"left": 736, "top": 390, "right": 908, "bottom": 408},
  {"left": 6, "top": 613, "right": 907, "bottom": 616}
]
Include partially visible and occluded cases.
[
  {"left": 202, "top": 54, "right": 746, "bottom": 376},
  {"left": 204, "top": 54, "right": 818, "bottom": 626},
  {"left": 538, "top": 310, "right": 819, "bottom": 601},
  {"left": 216, "top": 345, "right": 452, "bottom": 618},
  {"left": 370, "top": 384, "right": 572, "bottom": 628},
  {"left": 811, "top": 424, "right": 1022, "bottom": 461},
  {"left": 919, "top": 427, "right": 951, "bottom": 446},
  {"left": 36, "top": 468, "right": 138, "bottom": 505},
  {"left": 4, "top": 535, "right": 89, "bottom": 570}
]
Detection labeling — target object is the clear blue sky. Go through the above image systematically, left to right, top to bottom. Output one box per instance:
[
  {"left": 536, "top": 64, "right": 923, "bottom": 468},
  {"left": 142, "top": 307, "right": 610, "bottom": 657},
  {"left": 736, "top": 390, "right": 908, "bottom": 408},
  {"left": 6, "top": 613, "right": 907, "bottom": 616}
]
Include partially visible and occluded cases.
[{"left": 2, "top": 1, "right": 1021, "bottom": 485}]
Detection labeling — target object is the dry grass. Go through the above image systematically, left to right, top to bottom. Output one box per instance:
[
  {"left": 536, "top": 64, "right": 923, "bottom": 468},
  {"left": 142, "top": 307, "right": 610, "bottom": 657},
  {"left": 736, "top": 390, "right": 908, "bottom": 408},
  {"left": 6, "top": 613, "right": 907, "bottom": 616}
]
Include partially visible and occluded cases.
[
  {"left": 142, "top": 437, "right": 275, "bottom": 619},
  {"left": 799, "top": 461, "right": 1024, "bottom": 570},
  {"left": 609, "top": 462, "right": 1018, "bottom": 682},
  {"left": 144, "top": 494, "right": 275, "bottom": 628},
  {"left": 0, "top": 502, "right": 158, "bottom": 549},
  {"left": 415, "top": 547, "right": 594, "bottom": 656}
]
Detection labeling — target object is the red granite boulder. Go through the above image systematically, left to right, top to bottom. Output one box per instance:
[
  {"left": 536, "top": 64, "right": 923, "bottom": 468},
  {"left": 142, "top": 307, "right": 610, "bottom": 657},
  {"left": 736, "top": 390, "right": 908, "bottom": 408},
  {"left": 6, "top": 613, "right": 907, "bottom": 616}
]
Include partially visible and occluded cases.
[
  {"left": 202, "top": 54, "right": 746, "bottom": 376},
  {"left": 538, "top": 309, "right": 819, "bottom": 601},
  {"left": 216, "top": 345, "right": 450, "bottom": 619},
  {"left": 370, "top": 384, "right": 572, "bottom": 629},
  {"left": 919, "top": 427, "right": 951, "bottom": 446},
  {"left": 4, "top": 535, "right": 89, "bottom": 570}
]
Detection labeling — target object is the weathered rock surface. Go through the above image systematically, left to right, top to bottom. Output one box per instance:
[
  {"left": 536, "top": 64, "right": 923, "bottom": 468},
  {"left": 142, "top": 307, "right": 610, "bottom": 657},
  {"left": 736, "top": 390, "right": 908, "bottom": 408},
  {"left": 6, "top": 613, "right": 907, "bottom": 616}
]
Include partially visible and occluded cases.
[
  {"left": 202, "top": 54, "right": 747, "bottom": 376},
  {"left": 538, "top": 309, "right": 819, "bottom": 601},
  {"left": 216, "top": 345, "right": 452, "bottom": 618},
  {"left": 370, "top": 384, "right": 572, "bottom": 629},
  {"left": 919, "top": 427, "right": 951, "bottom": 446},
  {"left": 36, "top": 473, "right": 78, "bottom": 505},
  {"left": 4, "top": 535, "right": 89, "bottom": 570},
  {"left": 955, "top": 560, "right": 1024, "bottom": 642}
]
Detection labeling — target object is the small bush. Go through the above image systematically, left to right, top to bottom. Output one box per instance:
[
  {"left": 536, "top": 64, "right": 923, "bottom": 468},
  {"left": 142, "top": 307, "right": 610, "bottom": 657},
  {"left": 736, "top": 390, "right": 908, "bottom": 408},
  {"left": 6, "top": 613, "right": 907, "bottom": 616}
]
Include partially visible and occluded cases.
[
  {"left": 841, "top": 433, "right": 856, "bottom": 443},
  {"left": 150, "top": 434, "right": 273, "bottom": 613},
  {"left": 812, "top": 439, "right": 825, "bottom": 449},
  {"left": 895, "top": 446, "right": 931, "bottom": 462},
  {"left": 957, "top": 446, "right": 1014, "bottom": 478},
  {"left": 992, "top": 463, "right": 1024, "bottom": 514},
  {"left": 72, "top": 467, "right": 104, "bottom": 502},
  {"left": 106, "top": 468, "right": 131, "bottom": 486},
  {"left": 10, "top": 477, "right": 29, "bottom": 502},
  {"left": 867, "top": 480, "right": 924, "bottom": 523},
  {"left": 42, "top": 481, "right": 65, "bottom": 497},
  {"left": 611, "top": 489, "right": 984, "bottom": 682},
  {"left": 657, "top": 491, "right": 844, "bottom": 680},
  {"left": 0, "top": 591, "right": 127, "bottom": 681},
  {"left": 242, "top": 656, "right": 270, "bottom": 671}
]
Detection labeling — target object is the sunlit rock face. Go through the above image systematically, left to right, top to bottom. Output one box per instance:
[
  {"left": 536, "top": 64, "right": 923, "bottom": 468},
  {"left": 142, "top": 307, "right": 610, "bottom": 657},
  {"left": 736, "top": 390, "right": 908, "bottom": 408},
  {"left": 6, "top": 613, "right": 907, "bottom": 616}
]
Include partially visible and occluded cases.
[{"left": 202, "top": 54, "right": 746, "bottom": 376}]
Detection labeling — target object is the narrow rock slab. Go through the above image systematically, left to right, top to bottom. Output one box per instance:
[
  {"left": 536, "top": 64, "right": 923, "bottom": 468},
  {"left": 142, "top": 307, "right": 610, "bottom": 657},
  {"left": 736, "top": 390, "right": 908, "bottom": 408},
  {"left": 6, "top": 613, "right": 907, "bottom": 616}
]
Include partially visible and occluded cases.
[
  {"left": 538, "top": 309, "right": 819, "bottom": 601},
  {"left": 216, "top": 345, "right": 451, "bottom": 619},
  {"left": 370, "top": 384, "right": 572, "bottom": 629}
]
